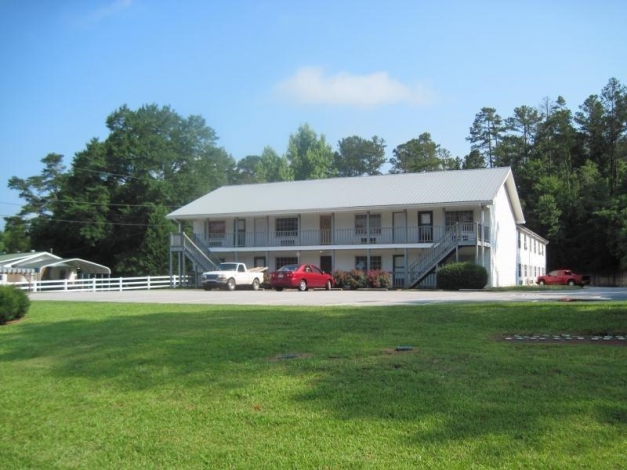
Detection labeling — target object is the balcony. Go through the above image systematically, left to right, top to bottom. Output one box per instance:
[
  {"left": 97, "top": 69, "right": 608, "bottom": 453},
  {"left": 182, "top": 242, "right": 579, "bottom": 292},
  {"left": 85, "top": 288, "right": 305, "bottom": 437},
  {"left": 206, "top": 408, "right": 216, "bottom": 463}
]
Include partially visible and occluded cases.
[{"left": 190, "top": 223, "right": 490, "bottom": 250}]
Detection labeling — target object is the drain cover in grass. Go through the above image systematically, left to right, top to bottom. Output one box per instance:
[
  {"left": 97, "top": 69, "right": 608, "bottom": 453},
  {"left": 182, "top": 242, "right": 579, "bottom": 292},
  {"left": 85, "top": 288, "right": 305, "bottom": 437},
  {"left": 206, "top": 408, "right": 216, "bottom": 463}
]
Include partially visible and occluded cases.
[{"left": 395, "top": 346, "right": 414, "bottom": 352}]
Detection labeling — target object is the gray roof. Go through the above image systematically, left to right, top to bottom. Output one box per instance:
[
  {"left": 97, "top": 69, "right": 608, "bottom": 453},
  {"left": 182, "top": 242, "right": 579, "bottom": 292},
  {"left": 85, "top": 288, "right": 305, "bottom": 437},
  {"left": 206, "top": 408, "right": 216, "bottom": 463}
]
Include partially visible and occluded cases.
[{"left": 168, "top": 167, "right": 524, "bottom": 222}]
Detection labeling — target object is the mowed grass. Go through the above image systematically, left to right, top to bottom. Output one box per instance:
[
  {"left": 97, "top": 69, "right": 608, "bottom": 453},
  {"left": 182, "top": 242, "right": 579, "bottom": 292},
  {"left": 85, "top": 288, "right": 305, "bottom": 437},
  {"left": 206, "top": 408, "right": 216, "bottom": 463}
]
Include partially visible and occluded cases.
[{"left": 1, "top": 300, "right": 626, "bottom": 469}]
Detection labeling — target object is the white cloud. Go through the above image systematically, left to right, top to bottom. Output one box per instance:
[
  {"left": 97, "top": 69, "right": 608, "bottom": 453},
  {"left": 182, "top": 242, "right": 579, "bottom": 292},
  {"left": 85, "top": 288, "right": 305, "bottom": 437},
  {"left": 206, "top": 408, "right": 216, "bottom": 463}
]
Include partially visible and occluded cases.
[{"left": 275, "top": 67, "right": 436, "bottom": 107}]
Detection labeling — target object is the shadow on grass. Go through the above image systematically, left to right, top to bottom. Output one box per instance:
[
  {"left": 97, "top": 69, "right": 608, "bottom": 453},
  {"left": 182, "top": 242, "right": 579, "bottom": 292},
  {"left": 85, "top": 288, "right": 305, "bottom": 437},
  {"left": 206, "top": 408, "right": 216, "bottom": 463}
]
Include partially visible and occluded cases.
[{"left": 1, "top": 302, "right": 626, "bottom": 448}]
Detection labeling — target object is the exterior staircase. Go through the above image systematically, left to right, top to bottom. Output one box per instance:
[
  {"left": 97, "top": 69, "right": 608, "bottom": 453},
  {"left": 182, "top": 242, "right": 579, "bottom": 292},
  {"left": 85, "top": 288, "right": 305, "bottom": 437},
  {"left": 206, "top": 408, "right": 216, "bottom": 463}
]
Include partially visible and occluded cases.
[
  {"left": 407, "top": 229, "right": 459, "bottom": 288},
  {"left": 170, "top": 233, "right": 221, "bottom": 274}
]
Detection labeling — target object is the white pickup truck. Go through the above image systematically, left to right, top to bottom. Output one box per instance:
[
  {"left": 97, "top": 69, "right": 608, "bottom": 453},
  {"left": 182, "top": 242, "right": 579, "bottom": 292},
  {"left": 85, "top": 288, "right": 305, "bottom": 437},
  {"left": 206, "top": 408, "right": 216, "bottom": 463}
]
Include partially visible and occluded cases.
[{"left": 201, "top": 262, "right": 266, "bottom": 291}]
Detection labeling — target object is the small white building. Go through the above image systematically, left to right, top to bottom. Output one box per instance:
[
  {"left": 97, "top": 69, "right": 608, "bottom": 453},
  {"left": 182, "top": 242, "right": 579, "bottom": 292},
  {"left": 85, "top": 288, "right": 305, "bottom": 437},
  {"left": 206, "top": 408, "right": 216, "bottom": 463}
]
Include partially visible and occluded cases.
[{"left": 167, "top": 167, "right": 547, "bottom": 288}]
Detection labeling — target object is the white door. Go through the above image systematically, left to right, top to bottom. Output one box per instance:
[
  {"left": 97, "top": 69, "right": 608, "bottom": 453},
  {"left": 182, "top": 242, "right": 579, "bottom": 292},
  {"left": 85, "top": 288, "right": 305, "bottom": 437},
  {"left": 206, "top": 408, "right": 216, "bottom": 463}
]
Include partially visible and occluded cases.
[
  {"left": 393, "top": 212, "right": 406, "bottom": 243},
  {"left": 254, "top": 218, "right": 267, "bottom": 246}
]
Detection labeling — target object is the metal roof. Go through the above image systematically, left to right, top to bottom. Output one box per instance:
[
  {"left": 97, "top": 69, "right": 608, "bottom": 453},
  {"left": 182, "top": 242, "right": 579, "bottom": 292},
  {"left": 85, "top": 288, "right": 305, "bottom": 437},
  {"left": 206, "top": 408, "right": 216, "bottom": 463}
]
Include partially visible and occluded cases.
[
  {"left": 167, "top": 167, "right": 524, "bottom": 222},
  {"left": 1, "top": 252, "right": 111, "bottom": 275}
]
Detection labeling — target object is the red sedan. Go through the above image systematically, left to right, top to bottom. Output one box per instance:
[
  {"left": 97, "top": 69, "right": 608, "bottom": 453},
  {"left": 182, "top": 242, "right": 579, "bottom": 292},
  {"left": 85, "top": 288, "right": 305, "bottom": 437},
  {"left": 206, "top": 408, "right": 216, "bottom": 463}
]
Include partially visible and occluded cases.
[{"left": 270, "top": 264, "right": 334, "bottom": 291}]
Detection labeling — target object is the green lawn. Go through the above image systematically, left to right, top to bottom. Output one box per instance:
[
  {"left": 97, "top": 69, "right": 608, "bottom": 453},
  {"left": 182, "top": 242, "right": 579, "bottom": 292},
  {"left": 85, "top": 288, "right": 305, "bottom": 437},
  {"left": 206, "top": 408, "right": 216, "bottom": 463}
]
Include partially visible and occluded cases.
[{"left": 1, "top": 300, "right": 626, "bottom": 469}]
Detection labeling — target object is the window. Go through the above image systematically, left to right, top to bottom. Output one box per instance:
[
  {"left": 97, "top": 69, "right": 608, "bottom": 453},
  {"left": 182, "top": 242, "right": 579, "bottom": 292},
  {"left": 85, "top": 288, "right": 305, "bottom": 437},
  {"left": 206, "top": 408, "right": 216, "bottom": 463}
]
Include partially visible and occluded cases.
[
  {"left": 445, "top": 211, "right": 473, "bottom": 228},
  {"left": 355, "top": 214, "right": 381, "bottom": 235},
  {"left": 370, "top": 214, "right": 381, "bottom": 234},
  {"left": 355, "top": 215, "right": 367, "bottom": 235},
  {"left": 276, "top": 217, "right": 298, "bottom": 237},
  {"left": 208, "top": 220, "right": 226, "bottom": 239},
  {"left": 518, "top": 233, "right": 521, "bottom": 248},
  {"left": 524, "top": 235, "right": 527, "bottom": 250},
  {"left": 355, "top": 256, "right": 382, "bottom": 270},
  {"left": 355, "top": 256, "right": 367, "bottom": 270},
  {"left": 370, "top": 256, "right": 382, "bottom": 270},
  {"left": 276, "top": 257, "right": 298, "bottom": 270},
  {"left": 518, "top": 263, "right": 521, "bottom": 277},
  {"left": 524, "top": 265, "right": 528, "bottom": 277}
]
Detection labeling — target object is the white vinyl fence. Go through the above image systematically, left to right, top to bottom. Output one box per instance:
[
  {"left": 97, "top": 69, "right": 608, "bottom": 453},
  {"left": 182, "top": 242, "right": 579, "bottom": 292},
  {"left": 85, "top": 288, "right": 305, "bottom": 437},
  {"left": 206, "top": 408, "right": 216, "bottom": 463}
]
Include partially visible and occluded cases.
[{"left": 9, "top": 275, "right": 189, "bottom": 293}]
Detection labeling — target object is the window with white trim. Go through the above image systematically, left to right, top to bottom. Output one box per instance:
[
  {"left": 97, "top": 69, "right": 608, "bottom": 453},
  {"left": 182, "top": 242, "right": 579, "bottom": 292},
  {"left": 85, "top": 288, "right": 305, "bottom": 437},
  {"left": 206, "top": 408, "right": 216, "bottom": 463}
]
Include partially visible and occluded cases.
[
  {"left": 276, "top": 217, "right": 298, "bottom": 237},
  {"left": 275, "top": 257, "right": 298, "bottom": 270}
]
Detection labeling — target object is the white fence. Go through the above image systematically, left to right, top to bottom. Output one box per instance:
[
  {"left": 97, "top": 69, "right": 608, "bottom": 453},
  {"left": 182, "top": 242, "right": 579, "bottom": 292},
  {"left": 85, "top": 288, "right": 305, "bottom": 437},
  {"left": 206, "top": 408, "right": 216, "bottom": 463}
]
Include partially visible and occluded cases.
[{"left": 8, "top": 275, "right": 188, "bottom": 293}]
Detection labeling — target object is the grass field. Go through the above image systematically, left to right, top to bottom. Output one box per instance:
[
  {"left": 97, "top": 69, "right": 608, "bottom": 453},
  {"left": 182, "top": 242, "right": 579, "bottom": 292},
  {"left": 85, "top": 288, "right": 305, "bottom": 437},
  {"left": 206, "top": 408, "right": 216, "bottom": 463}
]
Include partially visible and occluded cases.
[{"left": 1, "top": 300, "right": 626, "bottom": 469}]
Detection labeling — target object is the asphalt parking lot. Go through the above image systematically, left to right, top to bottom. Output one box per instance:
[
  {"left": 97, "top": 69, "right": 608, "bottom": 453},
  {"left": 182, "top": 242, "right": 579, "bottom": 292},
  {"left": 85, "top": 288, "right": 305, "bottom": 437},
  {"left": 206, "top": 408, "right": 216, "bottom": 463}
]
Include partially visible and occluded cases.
[{"left": 29, "top": 286, "right": 627, "bottom": 306}]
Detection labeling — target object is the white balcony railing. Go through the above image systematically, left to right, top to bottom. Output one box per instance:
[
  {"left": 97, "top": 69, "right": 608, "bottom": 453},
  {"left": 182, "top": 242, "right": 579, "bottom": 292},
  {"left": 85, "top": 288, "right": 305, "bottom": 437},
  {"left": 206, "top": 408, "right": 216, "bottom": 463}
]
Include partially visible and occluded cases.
[{"left": 189, "top": 223, "right": 489, "bottom": 249}]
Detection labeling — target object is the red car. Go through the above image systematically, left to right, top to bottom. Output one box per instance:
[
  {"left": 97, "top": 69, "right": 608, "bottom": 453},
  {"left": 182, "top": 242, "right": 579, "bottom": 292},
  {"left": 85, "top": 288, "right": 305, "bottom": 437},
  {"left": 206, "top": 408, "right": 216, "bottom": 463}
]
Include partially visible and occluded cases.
[{"left": 270, "top": 264, "right": 334, "bottom": 291}]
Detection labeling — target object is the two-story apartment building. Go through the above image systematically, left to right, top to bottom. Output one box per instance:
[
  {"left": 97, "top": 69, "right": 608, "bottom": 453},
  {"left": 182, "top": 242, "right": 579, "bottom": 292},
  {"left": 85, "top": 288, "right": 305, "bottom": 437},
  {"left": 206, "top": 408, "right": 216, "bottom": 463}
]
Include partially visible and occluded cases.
[{"left": 166, "top": 167, "right": 547, "bottom": 288}]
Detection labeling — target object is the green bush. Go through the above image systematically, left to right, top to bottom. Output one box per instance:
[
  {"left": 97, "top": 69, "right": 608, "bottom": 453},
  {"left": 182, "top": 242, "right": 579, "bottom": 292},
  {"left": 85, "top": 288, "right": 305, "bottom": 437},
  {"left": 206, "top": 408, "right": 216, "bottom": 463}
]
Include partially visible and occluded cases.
[
  {"left": 436, "top": 262, "right": 488, "bottom": 290},
  {"left": 333, "top": 270, "right": 391, "bottom": 289},
  {"left": 0, "top": 285, "right": 30, "bottom": 324}
]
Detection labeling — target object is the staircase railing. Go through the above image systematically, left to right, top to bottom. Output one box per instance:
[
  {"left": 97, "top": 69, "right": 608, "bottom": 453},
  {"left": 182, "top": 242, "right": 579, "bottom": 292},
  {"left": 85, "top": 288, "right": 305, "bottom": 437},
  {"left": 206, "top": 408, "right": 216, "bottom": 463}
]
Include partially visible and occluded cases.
[
  {"left": 407, "top": 229, "right": 458, "bottom": 287},
  {"left": 170, "top": 233, "right": 220, "bottom": 273}
]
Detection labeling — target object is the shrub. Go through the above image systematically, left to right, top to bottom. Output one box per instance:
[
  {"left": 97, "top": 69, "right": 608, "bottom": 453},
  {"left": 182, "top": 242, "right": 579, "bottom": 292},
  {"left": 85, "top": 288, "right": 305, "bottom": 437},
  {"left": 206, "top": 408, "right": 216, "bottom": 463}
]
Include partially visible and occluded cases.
[
  {"left": 436, "top": 262, "right": 488, "bottom": 290},
  {"left": 333, "top": 270, "right": 391, "bottom": 289},
  {"left": 366, "top": 270, "right": 392, "bottom": 289},
  {"left": 0, "top": 285, "right": 30, "bottom": 324}
]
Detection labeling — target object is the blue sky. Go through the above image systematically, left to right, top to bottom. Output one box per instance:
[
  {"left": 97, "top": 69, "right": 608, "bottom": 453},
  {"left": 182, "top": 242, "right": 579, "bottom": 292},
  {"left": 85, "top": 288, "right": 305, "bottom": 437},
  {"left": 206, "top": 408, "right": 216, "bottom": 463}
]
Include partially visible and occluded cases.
[{"left": 1, "top": 0, "right": 625, "bottom": 229}]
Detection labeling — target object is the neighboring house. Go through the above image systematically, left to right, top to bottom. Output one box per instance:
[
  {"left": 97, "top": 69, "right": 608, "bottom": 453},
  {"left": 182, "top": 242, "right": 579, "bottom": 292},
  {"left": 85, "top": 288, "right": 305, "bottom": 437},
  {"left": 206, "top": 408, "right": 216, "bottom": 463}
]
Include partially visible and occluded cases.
[
  {"left": 166, "top": 167, "right": 547, "bottom": 288},
  {"left": 517, "top": 225, "right": 549, "bottom": 285},
  {"left": 0, "top": 252, "right": 111, "bottom": 284}
]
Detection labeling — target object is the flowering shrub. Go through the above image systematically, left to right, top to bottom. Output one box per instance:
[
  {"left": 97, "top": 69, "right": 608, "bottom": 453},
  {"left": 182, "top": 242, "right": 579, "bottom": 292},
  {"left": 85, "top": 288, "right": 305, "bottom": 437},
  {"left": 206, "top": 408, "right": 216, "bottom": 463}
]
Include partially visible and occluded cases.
[{"left": 333, "top": 269, "right": 391, "bottom": 289}]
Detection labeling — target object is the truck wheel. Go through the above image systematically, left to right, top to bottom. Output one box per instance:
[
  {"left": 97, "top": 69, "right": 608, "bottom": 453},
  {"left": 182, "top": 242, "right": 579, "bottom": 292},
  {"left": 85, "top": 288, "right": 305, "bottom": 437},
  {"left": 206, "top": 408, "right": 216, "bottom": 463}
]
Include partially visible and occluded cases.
[
  {"left": 226, "top": 278, "right": 236, "bottom": 291},
  {"left": 252, "top": 278, "right": 260, "bottom": 291},
  {"left": 298, "top": 279, "right": 308, "bottom": 291},
  {"left": 567, "top": 279, "right": 575, "bottom": 287},
  {"left": 325, "top": 280, "right": 332, "bottom": 291},
  {"left": 538, "top": 280, "right": 545, "bottom": 286},
  {"left": 274, "top": 287, "right": 284, "bottom": 292}
]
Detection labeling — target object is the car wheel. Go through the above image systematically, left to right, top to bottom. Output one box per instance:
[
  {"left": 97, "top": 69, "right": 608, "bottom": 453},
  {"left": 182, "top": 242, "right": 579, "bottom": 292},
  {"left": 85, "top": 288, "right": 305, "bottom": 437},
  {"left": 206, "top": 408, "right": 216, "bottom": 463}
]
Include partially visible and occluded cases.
[
  {"left": 226, "top": 278, "right": 236, "bottom": 291},
  {"left": 252, "top": 278, "right": 260, "bottom": 291},
  {"left": 298, "top": 279, "right": 307, "bottom": 291},
  {"left": 567, "top": 279, "right": 575, "bottom": 287},
  {"left": 325, "top": 280, "right": 332, "bottom": 291},
  {"left": 538, "top": 280, "right": 545, "bottom": 286},
  {"left": 274, "top": 287, "right": 284, "bottom": 292}
]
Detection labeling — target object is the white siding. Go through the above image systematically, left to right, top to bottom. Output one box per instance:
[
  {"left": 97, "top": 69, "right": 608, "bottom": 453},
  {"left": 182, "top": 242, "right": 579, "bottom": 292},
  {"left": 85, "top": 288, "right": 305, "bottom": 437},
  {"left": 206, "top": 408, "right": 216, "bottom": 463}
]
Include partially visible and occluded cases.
[{"left": 490, "top": 184, "right": 518, "bottom": 287}]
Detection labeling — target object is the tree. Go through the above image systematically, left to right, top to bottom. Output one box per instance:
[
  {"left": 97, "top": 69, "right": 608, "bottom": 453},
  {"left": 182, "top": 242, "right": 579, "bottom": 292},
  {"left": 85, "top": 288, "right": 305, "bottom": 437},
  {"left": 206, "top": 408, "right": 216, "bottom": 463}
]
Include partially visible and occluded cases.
[
  {"left": 575, "top": 77, "right": 627, "bottom": 194},
  {"left": 8, "top": 104, "right": 234, "bottom": 275},
  {"left": 496, "top": 105, "right": 543, "bottom": 170},
  {"left": 467, "top": 107, "right": 504, "bottom": 167},
  {"left": 285, "top": 124, "right": 335, "bottom": 180},
  {"left": 389, "top": 132, "right": 447, "bottom": 173},
  {"left": 334, "top": 135, "right": 387, "bottom": 177},
  {"left": 258, "top": 146, "right": 293, "bottom": 182},
  {"left": 462, "top": 149, "right": 485, "bottom": 169},
  {"left": 233, "top": 155, "right": 264, "bottom": 185},
  {"left": 1, "top": 217, "right": 31, "bottom": 253}
]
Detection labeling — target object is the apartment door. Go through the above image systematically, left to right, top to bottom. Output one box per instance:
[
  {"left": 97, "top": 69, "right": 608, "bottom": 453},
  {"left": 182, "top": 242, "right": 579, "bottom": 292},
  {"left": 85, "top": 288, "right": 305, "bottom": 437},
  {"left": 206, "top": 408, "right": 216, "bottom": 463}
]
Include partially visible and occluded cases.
[
  {"left": 393, "top": 211, "right": 406, "bottom": 243},
  {"left": 418, "top": 211, "right": 433, "bottom": 242},
  {"left": 319, "top": 215, "right": 332, "bottom": 245},
  {"left": 254, "top": 218, "right": 267, "bottom": 246},
  {"left": 236, "top": 219, "right": 246, "bottom": 247},
  {"left": 320, "top": 255, "right": 332, "bottom": 274},
  {"left": 393, "top": 255, "right": 405, "bottom": 288}
]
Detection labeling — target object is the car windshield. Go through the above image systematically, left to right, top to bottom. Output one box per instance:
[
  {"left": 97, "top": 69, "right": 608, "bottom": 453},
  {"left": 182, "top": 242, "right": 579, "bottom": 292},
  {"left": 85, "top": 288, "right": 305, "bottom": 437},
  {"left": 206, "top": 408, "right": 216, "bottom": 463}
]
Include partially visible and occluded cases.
[
  {"left": 218, "top": 263, "right": 238, "bottom": 271},
  {"left": 278, "top": 264, "right": 298, "bottom": 272}
]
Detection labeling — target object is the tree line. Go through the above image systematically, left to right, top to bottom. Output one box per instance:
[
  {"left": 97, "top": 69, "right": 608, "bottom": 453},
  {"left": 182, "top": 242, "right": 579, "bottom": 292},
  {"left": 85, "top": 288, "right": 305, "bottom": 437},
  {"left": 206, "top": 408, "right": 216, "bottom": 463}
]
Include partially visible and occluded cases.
[{"left": 2, "top": 78, "right": 626, "bottom": 276}]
